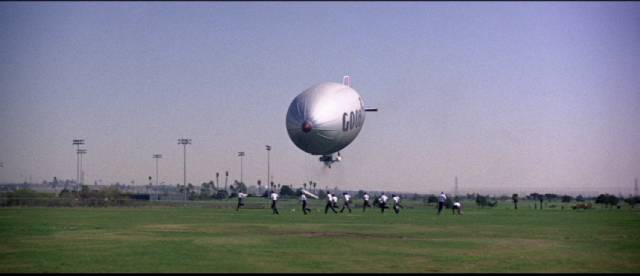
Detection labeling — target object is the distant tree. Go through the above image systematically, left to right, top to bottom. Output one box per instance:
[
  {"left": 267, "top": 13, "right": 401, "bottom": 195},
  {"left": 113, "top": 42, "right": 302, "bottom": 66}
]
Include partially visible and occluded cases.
[
  {"left": 224, "top": 171, "right": 229, "bottom": 192},
  {"left": 216, "top": 172, "right": 220, "bottom": 189},
  {"left": 230, "top": 180, "right": 247, "bottom": 194},
  {"left": 200, "top": 182, "right": 212, "bottom": 198},
  {"left": 279, "top": 185, "right": 295, "bottom": 197},
  {"left": 214, "top": 189, "right": 229, "bottom": 200},
  {"left": 317, "top": 189, "right": 327, "bottom": 199},
  {"left": 427, "top": 194, "right": 438, "bottom": 204},
  {"left": 595, "top": 194, "right": 607, "bottom": 207},
  {"left": 595, "top": 194, "right": 620, "bottom": 208},
  {"left": 608, "top": 194, "right": 620, "bottom": 208},
  {"left": 476, "top": 195, "right": 488, "bottom": 208},
  {"left": 476, "top": 195, "right": 498, "bottom": 208},
  {"left": 561, "top": 195, "right": 573, "bottom": 203},
  {"left": 576, "top": 195, "right": 585, "bottom": 202},
  {"left": 625, "top": 196, "right": 640, "bottom": 208}
]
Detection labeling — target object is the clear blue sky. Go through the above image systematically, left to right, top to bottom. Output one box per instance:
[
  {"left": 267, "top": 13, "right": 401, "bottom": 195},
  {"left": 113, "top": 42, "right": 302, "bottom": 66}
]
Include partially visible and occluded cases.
[{"left": 1, "top": 2, "right": 639, "bottom": 195}]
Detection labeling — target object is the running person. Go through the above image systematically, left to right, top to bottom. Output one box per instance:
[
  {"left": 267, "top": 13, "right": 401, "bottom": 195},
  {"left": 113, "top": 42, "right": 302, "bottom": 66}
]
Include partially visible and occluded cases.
[
  {"left": 270, "top": 191, "right": 280, "bottom": 215},
  {"left": 236, "top": 192, "right": 247, "bottom": 211},
  {"left": 324, "top": 192, "right": 338, "bottom": 214},
  {"left": 339, "top": 192, "right": 352, "bottom": 213},
  {"left": 362, "top": 192, "right": 372, "bottom": 212},
  {"left": 379, "top": 192, "right": 389, "bottom": 213},
  {"left": 437, "top": 192, "right": 447, "bottom": 215},
  {"left": 300, "top": 193, "right": 312, "bottom": 215},
  {"left": 331, "top": 193, "right": 339, "bottom": 209},
  {"left": 392, "top": 194, "right": 403, "bottom": 214},
  {"left": 452, "top": 201, "right": 463, "bottom": 215}
]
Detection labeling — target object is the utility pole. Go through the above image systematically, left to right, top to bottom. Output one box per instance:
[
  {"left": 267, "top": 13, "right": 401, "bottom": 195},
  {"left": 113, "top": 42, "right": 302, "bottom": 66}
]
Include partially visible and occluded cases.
[
  {"left": 178, "top": 138, "right": 191, "bottom": 201},
  {"left": 72, "top": 139, "right": 84, "bottom": 190},
  {"left": 266, "top": 145, "right": 271, "bottom": 194},
  {"left": 78, "top": 149, "right": 87, "bottom": 186},
  {"left": 238, "top": 152, "right": 245, "bottom": 185},
  {"left": 153, "top": 154, "right": 162, "bottom": 200},
  {"left": 153, "top": 154, "right": 162, "bottom": 186},
  {"left": 225, "top": 171, "right": 229, "bottom": 193},
  {"left": 454, "top": 176, "right": 459, "bottom": 197},
  {"left": 635, "top": 178, "right": 638, "bottom": 197}
]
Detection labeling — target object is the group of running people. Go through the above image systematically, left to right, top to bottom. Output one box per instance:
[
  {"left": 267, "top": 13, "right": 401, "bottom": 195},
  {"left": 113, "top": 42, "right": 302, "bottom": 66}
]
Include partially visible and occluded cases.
[{"left": 236, "top": 190, "right": 462, "bottom": 215}]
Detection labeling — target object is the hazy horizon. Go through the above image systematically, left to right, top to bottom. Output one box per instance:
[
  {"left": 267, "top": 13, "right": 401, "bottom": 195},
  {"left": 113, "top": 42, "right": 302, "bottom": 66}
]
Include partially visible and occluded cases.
[{"left": 1, "top": 2, "right": 639, "bottom": 196}]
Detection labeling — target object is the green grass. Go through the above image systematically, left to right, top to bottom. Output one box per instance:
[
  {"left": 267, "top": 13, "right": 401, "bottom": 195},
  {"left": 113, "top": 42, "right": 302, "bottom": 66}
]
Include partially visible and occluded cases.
[{"left": 1, "top": 199, "right": 639, "bottom": 272}]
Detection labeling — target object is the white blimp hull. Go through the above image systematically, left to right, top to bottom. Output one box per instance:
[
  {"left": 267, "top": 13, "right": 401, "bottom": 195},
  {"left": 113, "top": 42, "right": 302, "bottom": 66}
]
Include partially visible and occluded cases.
[{"left": 286, "top": 76, "right": 375, "bottom": 167}]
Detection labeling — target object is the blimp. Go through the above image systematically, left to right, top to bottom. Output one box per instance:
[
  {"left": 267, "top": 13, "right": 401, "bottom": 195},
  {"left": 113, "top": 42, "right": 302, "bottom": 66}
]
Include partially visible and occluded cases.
[{"left": 286, "top": 76, "right": 377, "bottom": 168}]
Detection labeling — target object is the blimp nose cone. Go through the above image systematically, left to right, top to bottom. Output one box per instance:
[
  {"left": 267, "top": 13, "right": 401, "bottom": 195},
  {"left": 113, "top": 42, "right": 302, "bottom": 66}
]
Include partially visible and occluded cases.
[{"left": 302, "top": 121, "right": 313, "bottom": 133}]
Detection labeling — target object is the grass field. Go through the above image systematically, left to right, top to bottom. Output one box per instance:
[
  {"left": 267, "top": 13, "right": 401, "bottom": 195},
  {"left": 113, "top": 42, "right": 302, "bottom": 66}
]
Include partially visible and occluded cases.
[{"left": 1, "top": 199, "right": 639, "bottom": 272}]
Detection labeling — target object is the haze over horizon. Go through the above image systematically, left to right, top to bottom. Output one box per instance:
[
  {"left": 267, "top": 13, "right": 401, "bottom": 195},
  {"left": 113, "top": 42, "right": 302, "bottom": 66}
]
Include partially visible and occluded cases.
[{"left": 1, "top": 2, "right": 639, "bottom": 196}]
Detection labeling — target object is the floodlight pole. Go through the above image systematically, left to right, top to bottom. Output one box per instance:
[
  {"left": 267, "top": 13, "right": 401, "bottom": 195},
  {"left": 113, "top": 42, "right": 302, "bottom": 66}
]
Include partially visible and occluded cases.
[
  {"left": 178, "top": 138, "right": 191, "bottom": 201},
  {"left": 72, "top": 139, "right": 85, "bottom": 190},
  {"left": 266, "top": 145, "right": 271, "bottom": 194},
  {"left": 77, "top": 149, "right": 87, "bottom": 187},
  {"left": 238, "top": 152, "right": 245, "bottom": 186},
  {"left": 152, "top": 154, "right": 162, "bottom": 201},
  {"left": 153, "top": 154, "right": 162, "bottom": 189}
]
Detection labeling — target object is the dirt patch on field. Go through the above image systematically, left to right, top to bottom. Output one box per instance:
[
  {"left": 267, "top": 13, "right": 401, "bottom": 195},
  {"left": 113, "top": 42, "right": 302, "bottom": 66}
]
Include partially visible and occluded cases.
[
  {"left": 141, "top": 224, "right": 194, "bottom": 232},
  {"left": 286, "top": 231, "right": 406, "bottom": 240}
]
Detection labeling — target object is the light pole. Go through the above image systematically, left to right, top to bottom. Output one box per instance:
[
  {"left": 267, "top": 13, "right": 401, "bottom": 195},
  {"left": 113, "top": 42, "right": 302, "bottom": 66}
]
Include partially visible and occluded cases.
[
  {"left": 178, "top": 138, "right": 191, "bottom": 201},
  {"left": 72, "top": 139, "right": 84, "bottom": 190},
  {"left": 265, "top": 145, "right": 271, "bottom": 194},
  {"left": 77, "top": 149, "right": 87, "bottom": 187},
  {"left": 238, "top": 152, "right": 245, "bottom": 186},
  {"left": 153, "top": 154, "right": 162, "bottom": 186},
  {"left": 153, "top": 154, "right": 162, "bottom": 200}
]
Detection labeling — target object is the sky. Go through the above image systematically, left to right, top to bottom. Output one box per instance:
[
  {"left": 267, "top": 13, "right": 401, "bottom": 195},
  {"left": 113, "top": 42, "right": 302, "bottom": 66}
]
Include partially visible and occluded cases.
[{"left": 1, "top": 2, "right": 639, "bottom": 196}]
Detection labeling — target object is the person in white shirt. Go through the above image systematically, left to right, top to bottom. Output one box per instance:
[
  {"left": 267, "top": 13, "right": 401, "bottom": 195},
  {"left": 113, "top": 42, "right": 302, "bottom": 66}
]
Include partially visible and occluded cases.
[
  {"left": 270, "top": 191, "right": 279, "bottom": 215},
  {"left": 236, "top": 192, "right": 247, "bottom": 211},
  {"left": 324, "top": 192, "right": 338, "bottom": 214},
  {"left": 339, "top": 192, "right": 352, "bottom": 213},
  {"left": 362, "top": 192, "right": 372, "bottom": 212},
  {"left": 379, "top": 192, "right": 389, "bottom": 213},
  {"left": 438, "top": 192, "right": 447, "bottom": 215},
  {"left": 300, "top": 193, "right": 311, "bottom": 215},
  {"left": 331, "top": 193, "right": 339, "bottom": 209},
  {"left": 392, "top": 194, "right": 403, "bottom": 214},
  {"left": 452, "top": 201, "right": 463, "bottom": 215}
]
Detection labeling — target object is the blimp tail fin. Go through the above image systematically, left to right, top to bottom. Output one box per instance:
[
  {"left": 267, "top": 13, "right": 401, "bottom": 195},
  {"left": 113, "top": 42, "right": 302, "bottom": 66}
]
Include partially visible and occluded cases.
[{"left": 342, "top": 75, "right": 352, "bottom": 87}]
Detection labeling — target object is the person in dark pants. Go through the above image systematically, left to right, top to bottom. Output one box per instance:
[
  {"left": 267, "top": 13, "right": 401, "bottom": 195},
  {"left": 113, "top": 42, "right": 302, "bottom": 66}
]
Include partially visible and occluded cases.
[
  {"left": 270, "top": 191, "right": 279, "bottom": 215},
  {"left": 236, "top": 192, "right": 247, "bottom": 211},
  {"left": 324, "top": 192, "right": 338, "bottom": 214},
  {"left": 339, "top": 192, "right": 352, "bottom": 213},
  {"left": 362, "top": 192, "right": 372, "bottom": 212},
  {"left": 379, "top": 192, "right": 389, "bottom": 213},
  {"left": 438, "top": 192, "right": 446, "bottom": 215},
  {"left": 300, "top": 193, "right": 311, "bottom": 215},
  {"left": 331, "top": 193, "right": 339, "bottom": 209},
  {"left": 392, "top": 194, "right": 403, "bottom": 214},
  {"left": 539, "top": 195, "right": 544, "bottom": 210},
  {"left": 452, "top": 201, "right": 463, "bottom": 215}
]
